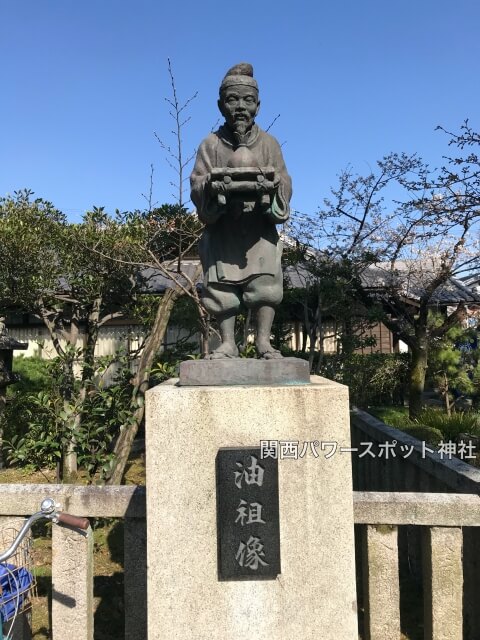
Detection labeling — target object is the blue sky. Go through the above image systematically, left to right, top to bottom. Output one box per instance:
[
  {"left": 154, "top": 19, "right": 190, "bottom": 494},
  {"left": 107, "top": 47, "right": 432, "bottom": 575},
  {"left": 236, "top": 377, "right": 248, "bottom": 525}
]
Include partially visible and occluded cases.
[{"left": 1, "top": 0, "right": 479, "bottom": 221}]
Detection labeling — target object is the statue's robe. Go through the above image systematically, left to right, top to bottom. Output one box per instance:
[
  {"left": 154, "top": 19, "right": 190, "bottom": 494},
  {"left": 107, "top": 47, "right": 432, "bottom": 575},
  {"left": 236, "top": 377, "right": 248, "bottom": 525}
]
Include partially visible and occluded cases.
[{"left": 190, "top": 124, "right": 292, "bottom": 286}]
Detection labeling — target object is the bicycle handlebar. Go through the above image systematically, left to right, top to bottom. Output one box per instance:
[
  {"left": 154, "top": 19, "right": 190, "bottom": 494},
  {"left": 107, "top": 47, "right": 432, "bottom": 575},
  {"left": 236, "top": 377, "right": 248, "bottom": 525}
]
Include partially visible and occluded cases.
[
  {"left": 0, "top": 499, "right": 91, "bottom": 563},
  {"left": 0, "top": 511, "right": 46, "bottom": 563},
  {"left": 57, "top": 512, "right": 90, "bottom": 530}
]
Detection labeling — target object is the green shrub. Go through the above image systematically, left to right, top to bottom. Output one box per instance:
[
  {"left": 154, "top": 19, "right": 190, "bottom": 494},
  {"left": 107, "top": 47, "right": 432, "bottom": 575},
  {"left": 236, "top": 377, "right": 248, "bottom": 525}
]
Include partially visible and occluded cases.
[
  {"left": 310, "top": 352, "right": 410, "bottom": 407},
  {"left": 2, "top": 356, "right": 52, "bottom": 449},
  {"left": 3, "top": 356, "right": 134, "bottom": 480},
  {"left": 5, "top": 391, "right": 64, "bottom": 470},
  {"left": 369, "top": 406, "right": 412, "bottom": 428},
  {"left": 368, "top": 407, "right": 444, "bottom": 445},
  {"left": 416, "top": 408, "right": 480, "bottom": 441},
  {"left": 401, "top": 425, "right": 444, "bottom": 447}
]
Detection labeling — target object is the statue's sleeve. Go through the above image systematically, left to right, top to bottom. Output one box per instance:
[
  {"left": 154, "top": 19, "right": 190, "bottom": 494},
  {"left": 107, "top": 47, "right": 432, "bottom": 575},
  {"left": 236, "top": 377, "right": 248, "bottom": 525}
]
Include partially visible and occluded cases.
[
  {"left": 190, "top": 136, "right": 223, "bottom": 224},
  {"left": 266, "top": 136, "right": 292, "bottom": 224}
]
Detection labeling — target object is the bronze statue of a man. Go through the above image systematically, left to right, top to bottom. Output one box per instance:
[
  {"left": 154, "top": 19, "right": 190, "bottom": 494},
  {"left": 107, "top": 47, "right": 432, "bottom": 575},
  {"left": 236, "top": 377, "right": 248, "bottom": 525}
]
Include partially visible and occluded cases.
[{"left": 190, "top": 63, "right": 292, "bottom": 359}]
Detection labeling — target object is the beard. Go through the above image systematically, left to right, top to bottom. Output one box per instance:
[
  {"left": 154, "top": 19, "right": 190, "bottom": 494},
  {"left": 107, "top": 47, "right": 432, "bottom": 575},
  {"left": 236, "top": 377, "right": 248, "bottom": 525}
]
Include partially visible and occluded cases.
[
  {"left": 231, "top": 117, "right": 254, "bottom": 146},
  {"left": 232, "top": 119, "right": 249, "bottom": 136}
]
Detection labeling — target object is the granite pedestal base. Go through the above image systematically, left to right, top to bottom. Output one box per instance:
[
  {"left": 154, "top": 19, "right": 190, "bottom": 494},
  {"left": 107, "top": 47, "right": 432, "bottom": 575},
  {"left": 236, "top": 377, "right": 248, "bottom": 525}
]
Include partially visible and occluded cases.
[{"left": 145, "top": 376, "right": 357, "bottom": 640}]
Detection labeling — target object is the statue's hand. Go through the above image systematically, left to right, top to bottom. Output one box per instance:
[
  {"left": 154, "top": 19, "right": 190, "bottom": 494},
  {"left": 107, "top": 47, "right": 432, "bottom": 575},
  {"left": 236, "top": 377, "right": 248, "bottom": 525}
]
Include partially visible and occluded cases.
[
  {"left": 203, "top": 175, "right": 228, "bottom": 213},
  {"left": 256, "top": 179, "right": 276, "bottom": 194},
  {"left": 209, "top": 180, "right": 226, "bottom": 195}
]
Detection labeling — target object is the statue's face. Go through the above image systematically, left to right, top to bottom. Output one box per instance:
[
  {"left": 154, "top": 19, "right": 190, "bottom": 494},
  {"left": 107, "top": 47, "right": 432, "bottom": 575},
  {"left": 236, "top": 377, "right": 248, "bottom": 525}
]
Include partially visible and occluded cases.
[{"left": 218, "top": 85, "right": 260, "bottom": 135}]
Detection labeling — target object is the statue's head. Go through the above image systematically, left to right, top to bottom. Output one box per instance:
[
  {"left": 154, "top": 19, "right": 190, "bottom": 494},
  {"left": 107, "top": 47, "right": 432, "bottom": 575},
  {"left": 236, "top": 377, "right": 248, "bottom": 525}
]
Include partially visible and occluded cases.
[{"left": 218, "top": 63, "right": 260, "bottom": 136}]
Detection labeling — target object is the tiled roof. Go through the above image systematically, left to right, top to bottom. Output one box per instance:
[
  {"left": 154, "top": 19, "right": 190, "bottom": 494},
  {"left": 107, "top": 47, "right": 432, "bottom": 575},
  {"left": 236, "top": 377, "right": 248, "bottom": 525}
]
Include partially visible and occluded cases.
[
  {"left": 136, "top": 258, "right": 480, "bottom": 306},
  {"left": 139, "top": 261, "right": 202, "bottom": 292},
  {"left": 361, "top": 261, "right": 480, "bottom": 305}
]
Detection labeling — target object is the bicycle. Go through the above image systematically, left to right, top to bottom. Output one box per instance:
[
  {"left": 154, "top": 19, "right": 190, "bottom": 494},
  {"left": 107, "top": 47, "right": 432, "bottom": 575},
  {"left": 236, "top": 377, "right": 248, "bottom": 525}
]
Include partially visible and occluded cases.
[{"left": 0, "top": 498, "right": 89, "bottom": 640}]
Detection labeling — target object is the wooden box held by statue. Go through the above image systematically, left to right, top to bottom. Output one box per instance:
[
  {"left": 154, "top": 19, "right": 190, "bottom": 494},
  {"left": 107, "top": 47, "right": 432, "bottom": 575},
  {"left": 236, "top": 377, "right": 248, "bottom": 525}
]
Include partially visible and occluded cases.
[{"left": 210, "top": 166, "right": 275, "bottom": 208}]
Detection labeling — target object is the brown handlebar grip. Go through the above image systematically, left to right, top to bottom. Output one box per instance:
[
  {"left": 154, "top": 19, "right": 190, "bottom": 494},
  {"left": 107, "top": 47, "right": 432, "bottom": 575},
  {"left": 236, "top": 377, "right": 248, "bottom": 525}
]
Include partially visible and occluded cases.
[{"left": 57, "top": 512, "right": 90, "bottom": 530}]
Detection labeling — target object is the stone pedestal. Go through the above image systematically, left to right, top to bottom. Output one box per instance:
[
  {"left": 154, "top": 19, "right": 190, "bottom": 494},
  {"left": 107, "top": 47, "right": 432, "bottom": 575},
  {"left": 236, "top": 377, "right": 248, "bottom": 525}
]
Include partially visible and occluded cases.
[
  {"left": 178, "top": 357, "right": 310, "bottom": 386},
  {"left": 145, "top": 376, "right": 357, "bottom": 640}
]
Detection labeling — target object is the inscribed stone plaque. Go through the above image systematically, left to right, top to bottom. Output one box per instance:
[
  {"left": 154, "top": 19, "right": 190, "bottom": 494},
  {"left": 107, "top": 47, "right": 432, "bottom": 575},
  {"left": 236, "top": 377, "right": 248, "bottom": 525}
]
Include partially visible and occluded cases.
[{"left": 216, "top": 447, "right": 280, "bottom": 580}]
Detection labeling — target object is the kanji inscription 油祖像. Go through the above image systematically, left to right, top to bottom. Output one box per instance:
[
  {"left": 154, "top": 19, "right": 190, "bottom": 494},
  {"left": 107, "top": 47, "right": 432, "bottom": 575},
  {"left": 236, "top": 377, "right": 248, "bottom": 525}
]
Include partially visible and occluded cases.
[{"left": 216, "top": 447, "right": 280, "bottom": 580}]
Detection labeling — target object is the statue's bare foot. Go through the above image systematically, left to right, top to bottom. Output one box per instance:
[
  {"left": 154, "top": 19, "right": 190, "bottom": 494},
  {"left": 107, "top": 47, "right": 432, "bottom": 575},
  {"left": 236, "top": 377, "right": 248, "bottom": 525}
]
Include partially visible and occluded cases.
[
  {"left": 256, "top": 341, "right": 283, "bottom": 360},
  {"left": 207, "top": 342, "right": 239, "bottom": 359}
]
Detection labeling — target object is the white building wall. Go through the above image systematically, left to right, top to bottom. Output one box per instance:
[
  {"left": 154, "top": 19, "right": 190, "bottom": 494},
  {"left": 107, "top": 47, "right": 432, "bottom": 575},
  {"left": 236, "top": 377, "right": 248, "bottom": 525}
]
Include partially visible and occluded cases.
[{"left": 8, "top": 324, "right": 200, "bottom": 386}]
